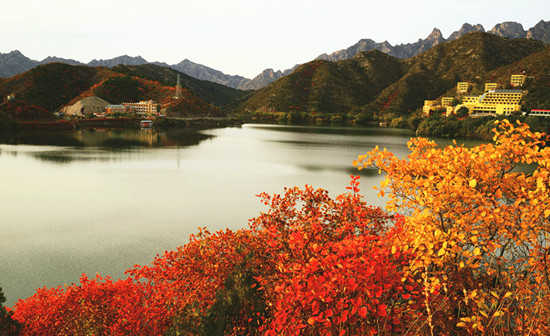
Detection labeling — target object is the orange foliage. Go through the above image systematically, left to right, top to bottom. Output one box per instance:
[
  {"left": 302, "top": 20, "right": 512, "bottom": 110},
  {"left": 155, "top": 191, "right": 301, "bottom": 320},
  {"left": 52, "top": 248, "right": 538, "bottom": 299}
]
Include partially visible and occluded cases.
[
  {"left": 355, "top": 119, "right": 550, "bottom": 335},
  {"left": 11, "top": 120, "right": 550, "bottom": 335}
]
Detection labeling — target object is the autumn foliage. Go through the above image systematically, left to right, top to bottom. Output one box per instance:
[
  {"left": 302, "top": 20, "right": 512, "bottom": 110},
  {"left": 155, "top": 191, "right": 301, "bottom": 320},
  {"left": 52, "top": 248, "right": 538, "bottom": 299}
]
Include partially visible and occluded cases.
[{"left": 8, "top": 120, "right": 550, "bottom": 335}]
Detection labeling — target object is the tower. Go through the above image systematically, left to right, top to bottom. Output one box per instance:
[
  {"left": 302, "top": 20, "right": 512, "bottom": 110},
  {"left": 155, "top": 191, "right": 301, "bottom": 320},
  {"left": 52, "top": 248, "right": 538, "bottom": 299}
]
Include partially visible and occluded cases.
[{"left": 174, "top": 74, "right": 182, "bottom": 99}]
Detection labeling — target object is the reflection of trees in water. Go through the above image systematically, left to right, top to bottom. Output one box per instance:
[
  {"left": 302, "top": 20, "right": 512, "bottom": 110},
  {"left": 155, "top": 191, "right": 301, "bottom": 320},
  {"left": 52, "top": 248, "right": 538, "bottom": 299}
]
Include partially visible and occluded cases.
[
  {"left": 0, "top": 128, "right": 214, "bottom": 148},
  {"left": 0, "top": 128, "right": 215, "bottom": 165},
  {"left": 78, "top": 128, "right": 214, "bottom": 148},
  {"left": 0, "top": 132, "right": 85, "bottom": 147}
]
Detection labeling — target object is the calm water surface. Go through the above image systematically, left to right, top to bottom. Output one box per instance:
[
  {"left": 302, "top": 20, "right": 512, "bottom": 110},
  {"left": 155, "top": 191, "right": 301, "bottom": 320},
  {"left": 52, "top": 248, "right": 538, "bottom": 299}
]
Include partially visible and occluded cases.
[{"left": 0, "top": 124, "right": 421, "bottom": 305}]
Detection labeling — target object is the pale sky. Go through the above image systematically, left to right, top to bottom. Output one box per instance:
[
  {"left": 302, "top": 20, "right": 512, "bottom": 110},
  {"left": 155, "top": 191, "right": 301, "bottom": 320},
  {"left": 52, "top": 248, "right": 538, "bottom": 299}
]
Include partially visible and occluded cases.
[{"left": 1, "top": 0, "right": 548, "bottom": 78}]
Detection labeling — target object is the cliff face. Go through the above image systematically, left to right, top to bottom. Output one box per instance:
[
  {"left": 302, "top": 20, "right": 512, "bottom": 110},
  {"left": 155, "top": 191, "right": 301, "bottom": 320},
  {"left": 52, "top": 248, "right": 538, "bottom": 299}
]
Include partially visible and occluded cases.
[
  {"left": 527, "top": 19, "right": 550, "bottom": 43},
  {"left": 490, "top": 21, "right": 527, "bottom": 39},
  {"left": 447, "top": 23, "right": 485, "bottom": 41}
]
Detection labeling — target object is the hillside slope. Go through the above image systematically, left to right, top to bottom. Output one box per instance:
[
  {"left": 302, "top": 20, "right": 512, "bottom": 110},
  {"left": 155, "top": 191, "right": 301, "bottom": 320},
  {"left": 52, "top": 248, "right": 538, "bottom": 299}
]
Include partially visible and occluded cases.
[
  {"left": 231, "top": 32, "right": 548, "bottom": 120},
  {"left": 369, "top": 32, "right": 546, "bottom": 117},
  {"left": 230, "top": 50, "right": 407, "bottom": 114},
  {"left": 0, "top": 63, "right": 230, "bottom": 119},
  {"left": 110, "top": 64, "right": 249, "bottom": 107}
]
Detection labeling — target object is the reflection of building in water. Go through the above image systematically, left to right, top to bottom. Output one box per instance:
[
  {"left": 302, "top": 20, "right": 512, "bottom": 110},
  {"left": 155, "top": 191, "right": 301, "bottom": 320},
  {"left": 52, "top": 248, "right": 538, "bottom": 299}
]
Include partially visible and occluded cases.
[{"left": 122, "top": 100, "right": 158, "bottom": 116}]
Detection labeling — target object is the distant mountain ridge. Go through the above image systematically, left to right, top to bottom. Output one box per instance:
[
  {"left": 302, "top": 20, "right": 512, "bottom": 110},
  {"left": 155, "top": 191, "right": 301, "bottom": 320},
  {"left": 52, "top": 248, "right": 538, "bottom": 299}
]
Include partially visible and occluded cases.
[
  {"left": 1, "top": 20, "right": 548, "bottom": 89},
  {"left": 317, "top": 20, "right": 550, "bottom": 62},
  {"left": 229, "top": 32, "right": 550, "bottom": 118}
]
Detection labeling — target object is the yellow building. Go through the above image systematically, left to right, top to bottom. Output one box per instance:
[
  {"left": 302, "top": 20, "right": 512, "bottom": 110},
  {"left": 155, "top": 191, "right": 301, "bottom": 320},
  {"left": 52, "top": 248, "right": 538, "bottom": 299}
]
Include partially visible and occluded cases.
[
  {"left": 510, "top": 75, "right": 525, "bottom": 87},
  {"left": 457, "top": 82, "right": 469, "bottom": 93},
  {"left": 485, "top": 83, "right": 498, "bottom": 92},
  {"left": 461, "top": 90, "right": 523, "bottom": 115},
  {"left": 463, "top": 96, "right": 480, "bottom": 104},
  {"left": 441, "top": 97, "right": 453, "bottom": 107},
  {"left": 123, "top": 100, "right": 159, "bottom": 116},
  {"left": 423, "top": 100, "right": 437, "bottom": 115}
]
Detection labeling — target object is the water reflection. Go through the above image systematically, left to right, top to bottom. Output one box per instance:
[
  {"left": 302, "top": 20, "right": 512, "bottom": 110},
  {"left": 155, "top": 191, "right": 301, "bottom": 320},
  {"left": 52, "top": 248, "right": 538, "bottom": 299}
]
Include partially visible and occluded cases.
[
  {"left": 0, "top": 124, "right": 416, "bottom": 306},
  {"left": 0, "top": 128, "right": 214, "bottom": 149},
  {"left": 0, "top": 128, "right": 215, "bottom": 165}
]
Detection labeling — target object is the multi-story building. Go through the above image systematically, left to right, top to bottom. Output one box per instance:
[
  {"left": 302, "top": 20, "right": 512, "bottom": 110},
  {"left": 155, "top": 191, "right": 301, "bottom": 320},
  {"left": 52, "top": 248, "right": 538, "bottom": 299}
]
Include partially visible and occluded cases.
[
  {"left": 510, "top": 75, "right": 525, "bottom": 87},
  {"left": 457, "top": 82, "right": 469, "bottom": 93},
  {"left": 485, "top": 83, "right": 498, "bottom": 92},
  {"left": 460, "top": 89, "right": 523, "bottom": 115},
  {"left": 463, "top": 96, "right": 480, "bottom": 104},
  {"left": 441, "top": 97, "right": 453, "bottom": 107},
  {"left": 122, "top": 100, "right": 158, "bottom": 116},
  {"left": 423, "top": 100, "right": 437, "bottom": 115},
  {"left": 105, "top": 105, "right": 128, "bottom": 115},
  {"left": 529, "top": 109, "right": 550, "bottom": 117}
]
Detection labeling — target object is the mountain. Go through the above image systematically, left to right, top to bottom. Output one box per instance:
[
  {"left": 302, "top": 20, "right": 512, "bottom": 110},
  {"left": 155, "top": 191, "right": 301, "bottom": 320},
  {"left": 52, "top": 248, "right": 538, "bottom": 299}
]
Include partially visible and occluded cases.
[
  {"left": 527, "top": 19, "right": 550, "bottom": 43},
  {"left": 1, "top": 20, "right": 549, "bottom": 91},
  {"left": 316, "top": 20, "right": 549, "bottom": 62},
  {"left": 490, "top": 21, "right": 527, "bottom": 39},
  {"left": 447, "top": 23, "right": 485, "bottom": 41},
  {"left": 232, "top": 32, "right": 548, "bottom": 119},
  {"left": 366, "top": 32, "right": 546, "bottom": 117},
  {"left": 229, "top": 49, "right": 407, "bottom": 114},
  {"left": 0, "top": 50, "right": 38, "bottom": 78},
  {"left": 88, "top": 55, "right": 149, "bottom": 67},
  {"left": 40, "top": 56, "right": 83, "bottom": 66},
  {"left": 170, "top": 59, "right": 250, "bottom": 89},
  {"left": 0, "top": 62, "right": 246, "bottom": 120},
  {"left": 110, "top": 63, "right": 248, "bottom": 107}
]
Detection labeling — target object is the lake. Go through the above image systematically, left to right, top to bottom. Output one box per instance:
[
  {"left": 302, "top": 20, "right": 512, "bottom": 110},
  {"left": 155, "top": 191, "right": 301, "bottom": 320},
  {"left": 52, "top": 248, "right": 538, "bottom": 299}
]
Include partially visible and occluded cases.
[{"left": 0, "top": 124, "right": 420, "bottom": 306}]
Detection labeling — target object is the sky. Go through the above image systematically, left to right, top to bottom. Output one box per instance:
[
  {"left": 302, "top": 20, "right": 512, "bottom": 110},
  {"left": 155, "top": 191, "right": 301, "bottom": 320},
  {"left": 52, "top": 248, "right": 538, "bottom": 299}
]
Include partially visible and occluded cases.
[{"left": 1, "top": 0, "right": 548, "bottom": 79}]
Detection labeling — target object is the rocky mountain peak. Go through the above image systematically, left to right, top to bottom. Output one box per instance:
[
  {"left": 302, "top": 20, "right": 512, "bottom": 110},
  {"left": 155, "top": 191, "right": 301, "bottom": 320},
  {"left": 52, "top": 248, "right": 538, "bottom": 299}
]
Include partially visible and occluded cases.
[
  {"left": 526, "top": 19, "right": 550, "bottom": 43},
  {"left": 490, "top": 21, "right": 527, "bottom": 39},
  {"left": 448, "top": 23, "right": 485, "bottom": 40},
  {"left": 428, "top": 28, "right": 443, "bottom": 40},
  {"left": 0, "top": 50, "right": 38, "bottom": 77},
  {"left": 88, "top": 55, "right": 149, "bottom": 67}
]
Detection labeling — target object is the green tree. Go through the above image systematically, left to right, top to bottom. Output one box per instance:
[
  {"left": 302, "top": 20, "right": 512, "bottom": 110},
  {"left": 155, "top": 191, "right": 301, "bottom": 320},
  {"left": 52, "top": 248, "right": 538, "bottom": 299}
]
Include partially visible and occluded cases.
[
  {"left": 456, "top": 106, "right": 469, "bottom": 117},
  {"left": 0, "top": 287, "right": 20, "bottom": 335}
]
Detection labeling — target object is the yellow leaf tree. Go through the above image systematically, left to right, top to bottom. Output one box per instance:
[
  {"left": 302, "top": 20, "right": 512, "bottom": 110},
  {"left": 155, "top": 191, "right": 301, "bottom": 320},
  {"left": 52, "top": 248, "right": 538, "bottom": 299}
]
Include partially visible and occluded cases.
[{"left": 354, "top": 120, "right": 550, "bottom": 335}]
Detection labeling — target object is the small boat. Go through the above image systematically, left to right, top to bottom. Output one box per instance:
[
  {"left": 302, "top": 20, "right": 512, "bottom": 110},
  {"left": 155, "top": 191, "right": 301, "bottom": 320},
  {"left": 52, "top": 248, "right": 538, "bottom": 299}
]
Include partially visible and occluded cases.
[{"left": 140, "top": 120, "right": 153, "bottom": 128}]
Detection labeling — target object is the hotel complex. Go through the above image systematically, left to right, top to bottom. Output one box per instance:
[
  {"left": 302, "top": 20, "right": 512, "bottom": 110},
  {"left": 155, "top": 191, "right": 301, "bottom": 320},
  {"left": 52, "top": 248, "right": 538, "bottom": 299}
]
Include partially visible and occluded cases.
[
  {"left": 423, "top": 75, "right": 527, "bottom": 117},
  {"left": 121, "top": 100, "right": 158, "bottom": 116}
]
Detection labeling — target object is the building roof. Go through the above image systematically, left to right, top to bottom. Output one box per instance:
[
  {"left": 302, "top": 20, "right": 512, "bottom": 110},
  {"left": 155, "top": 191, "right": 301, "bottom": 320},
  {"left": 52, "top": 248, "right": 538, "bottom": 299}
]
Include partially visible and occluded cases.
[{"left": 490, "top": 89, "right": 523, "bottom": 94}]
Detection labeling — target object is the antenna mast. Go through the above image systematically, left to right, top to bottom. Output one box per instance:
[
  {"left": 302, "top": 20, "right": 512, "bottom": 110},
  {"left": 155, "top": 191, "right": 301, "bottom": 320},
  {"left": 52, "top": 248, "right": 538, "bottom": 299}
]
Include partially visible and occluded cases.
[{"left": 175, "top": 74, "right": 182, "bottom": 99}]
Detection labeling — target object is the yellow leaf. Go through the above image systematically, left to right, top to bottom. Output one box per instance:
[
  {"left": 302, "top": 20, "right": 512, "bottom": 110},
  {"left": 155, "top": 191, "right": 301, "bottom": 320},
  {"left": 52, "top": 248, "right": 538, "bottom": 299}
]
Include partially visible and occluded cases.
[
  {"left": 469, "top": 179, "right": 477, "bottom": 188},
  {"left": 545, "top": 209, "right": 550, "bottom": 218},
  {"left": 391, "top": 245, "right": 397, "bottom": 254},
  {"left": 473, "top": 247, "right": 481, "bottom": 256},
  {"left": 437, "top": 248, "right": 446, "bottom": 257},
  {"left": 503, "top": 292, "right": 513, "bottom": 299}
]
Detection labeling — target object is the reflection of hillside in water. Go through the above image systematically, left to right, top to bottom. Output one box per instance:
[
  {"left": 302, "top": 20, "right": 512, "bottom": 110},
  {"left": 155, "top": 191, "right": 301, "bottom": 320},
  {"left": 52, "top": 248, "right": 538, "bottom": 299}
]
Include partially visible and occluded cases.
[
  {"left": 0, "top": 128, "right": 214, "bottom": 148},
  {"left": 75, "top": 128, "right": 214, "bottom": 148}
]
